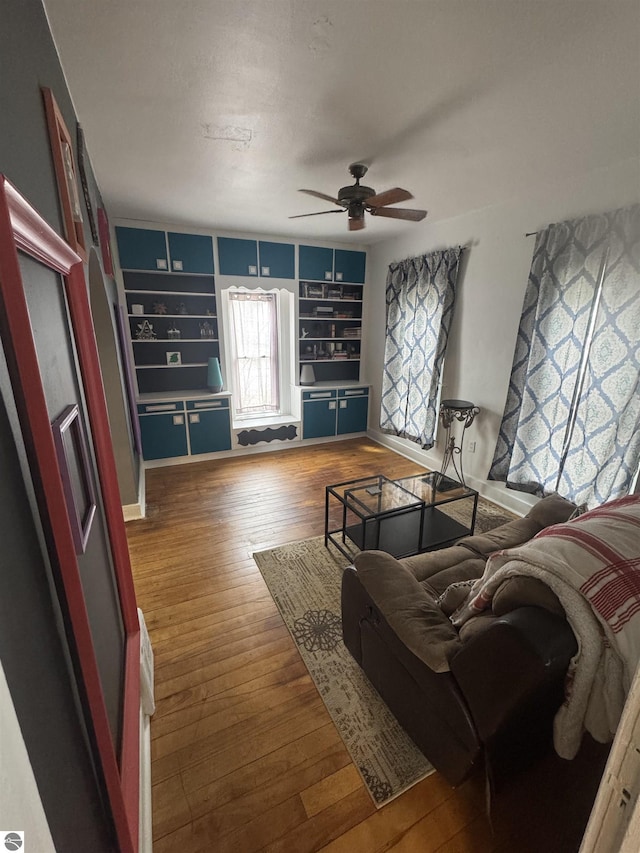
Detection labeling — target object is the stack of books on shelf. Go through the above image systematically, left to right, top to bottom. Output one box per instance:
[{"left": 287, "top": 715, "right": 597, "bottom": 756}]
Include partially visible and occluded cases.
[
  {"left": 314, "top": 305, "right": 334, "bottom": 317},
  {"left": 343, "top": 327, "right": 362, "bottom": 338}
]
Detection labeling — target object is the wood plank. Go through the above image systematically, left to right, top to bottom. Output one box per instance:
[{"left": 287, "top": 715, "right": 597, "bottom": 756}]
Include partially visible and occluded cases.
[{"left": 125, "top": 438, "right": 605, "bottom": 852}]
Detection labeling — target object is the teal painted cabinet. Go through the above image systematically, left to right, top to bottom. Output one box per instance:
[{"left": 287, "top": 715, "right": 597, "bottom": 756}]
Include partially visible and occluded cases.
[
  {"left": 116, "top": 226, "right": 214, "bottom": 273},
  {"left": 116, "top": 226, "right": 168, "bottom": 271},
  {"left": 167, "top": 232, "right": 214, "bottom": 274},
  {"left": 217, "top": 237, "right": 258, "bottom": 276},
  {"left": 218, "top": 237, "right": 295, "bottom": 278},
  {"left": 258, "top": 241, "right": 295, "bottom": 278},
  {"left": 299, "top": 245, "right": 366, "bottom": 283},
  {"left": 299, "top": 245, "right": 335, "bottom": 282},
  {"left": 334, "top": 249, "right": 366, "bottom": 284},
  {"left": 302, "top": 387, "right": 368, "bottom": 439},
  {"left": 337, "top": 388, "right": 369, "bottom": 434},
  {"left": 302, "top": 389, "right": 338, "bottom": 439},
  {"left": 187, "top": 399, "right": 232, "bottom": 453},
  {"left": 137, "top": 402, "right": 188, "bottom": 460}
]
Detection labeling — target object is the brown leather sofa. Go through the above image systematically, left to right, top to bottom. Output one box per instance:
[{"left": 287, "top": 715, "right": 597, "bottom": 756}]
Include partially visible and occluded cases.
[{"left": 341, "top": 494, "right": 578, "bottom": 785}]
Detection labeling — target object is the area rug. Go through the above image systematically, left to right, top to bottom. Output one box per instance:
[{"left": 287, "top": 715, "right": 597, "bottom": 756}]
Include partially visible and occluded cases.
[{"left": 253, "top": 497, "right": 517, "bottom": 807}]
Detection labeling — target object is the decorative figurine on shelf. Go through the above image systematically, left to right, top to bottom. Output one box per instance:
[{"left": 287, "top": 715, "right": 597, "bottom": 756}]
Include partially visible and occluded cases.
[
  {"left": 152, "top": 301, "right": 168, "bottom": 315},
  {"left": 175, "top": 302, "right": 188, "bottom": 315},
  {"left": 206, "top": 308, "right": 215, "bottom": 316},
  {"left": 135, "top": 319, "right": 156, "bottom": 340},
  {"left": 200, "top": 321, "right": 214, "bottom": 339},
  {"left": 167, "top": 324, "right": 181, "bottom": 340},
  {"left": 301, "top": 327, "right": 309, "bottom": 338},
  {"left": 166, "top": 351, "right": 181, "bottom": 366}
]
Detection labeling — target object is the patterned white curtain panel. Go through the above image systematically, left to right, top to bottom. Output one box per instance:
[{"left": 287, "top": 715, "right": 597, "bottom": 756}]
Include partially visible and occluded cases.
[
  {"left": 489, "top": 204, "right": 640, "bottom": 507},
  {"left": 379, "top": 248, "right": 461, "bottom": 449}
]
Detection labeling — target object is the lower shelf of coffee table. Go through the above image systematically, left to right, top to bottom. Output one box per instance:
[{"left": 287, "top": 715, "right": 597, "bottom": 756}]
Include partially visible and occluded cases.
[{"left": 338, "top": 506, "right": 471, "bottom": 559}]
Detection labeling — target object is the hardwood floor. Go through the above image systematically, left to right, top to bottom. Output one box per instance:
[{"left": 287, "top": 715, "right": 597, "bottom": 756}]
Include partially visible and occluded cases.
[{"left": 125, "top": 438, "right": 608, "bottom": 852}]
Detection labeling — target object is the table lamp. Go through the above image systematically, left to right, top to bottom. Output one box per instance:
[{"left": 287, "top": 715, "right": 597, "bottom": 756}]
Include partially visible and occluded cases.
[{"left": 300, "top": 364, "right": 316, "bottom": 386}]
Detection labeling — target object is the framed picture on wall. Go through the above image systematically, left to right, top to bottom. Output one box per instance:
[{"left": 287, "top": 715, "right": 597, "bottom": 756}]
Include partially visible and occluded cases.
[
  {"left": 42, "top": 87, "right": 87, "bottom": 261},
  {"left": 76, "top": 123, "right": 99, "bottom": 246},
  {"left": 98, "top": 206, "right": 114, "bottom": 276},
  {"left": 51, "top": 403, "right": 97, "bottom": 555}
]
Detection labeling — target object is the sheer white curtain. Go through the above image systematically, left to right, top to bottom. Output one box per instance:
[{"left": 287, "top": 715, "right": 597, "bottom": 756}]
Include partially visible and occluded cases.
[{"left": 228, "top": 291, "right": 279, "bottom": 415}]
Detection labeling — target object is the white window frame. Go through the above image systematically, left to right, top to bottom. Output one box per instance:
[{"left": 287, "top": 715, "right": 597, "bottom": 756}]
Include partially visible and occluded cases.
[{"left": 221, "top": 286, "right": 293, "bottom": 423}]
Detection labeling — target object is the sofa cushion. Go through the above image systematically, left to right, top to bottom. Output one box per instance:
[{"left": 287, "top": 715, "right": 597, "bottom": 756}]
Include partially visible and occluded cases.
[
  {"left": 524, "top": 493, "right": 578, "bottom": 527},
  {"left": 456, "top": 517, "right": 542, "bottom": 557},
  {"left": 353, "top": 550, "right": 461, "bottom": 672},
  {"left": 420, "top": 556, "right": 488, "bottom": 598},
  {"left": 492, "top": 576, "right": 565, "bottom": 618}
]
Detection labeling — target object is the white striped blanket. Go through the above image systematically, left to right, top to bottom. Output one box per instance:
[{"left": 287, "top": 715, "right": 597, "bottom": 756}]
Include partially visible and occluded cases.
[{"left": 454, "top": 495, "right": 640, "bottom": 759}]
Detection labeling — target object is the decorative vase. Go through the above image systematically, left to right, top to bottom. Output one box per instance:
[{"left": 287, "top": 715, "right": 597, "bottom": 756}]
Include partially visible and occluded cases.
[
  {"left": 207, "top": 357, "right": 223, "bottom": 393},
  {"left": 300, "top": 363, "right": 316, "bottom": 386}
]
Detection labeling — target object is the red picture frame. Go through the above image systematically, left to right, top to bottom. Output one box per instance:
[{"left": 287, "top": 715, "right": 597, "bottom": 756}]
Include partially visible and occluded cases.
[{"left": 42, "top": 87, "right": 87, "bottom": 262}]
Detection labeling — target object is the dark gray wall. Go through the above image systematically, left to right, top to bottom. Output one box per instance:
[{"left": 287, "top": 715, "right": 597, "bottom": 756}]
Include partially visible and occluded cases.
[{"left": 0, "top": 0, "right": 134, "bottom": 848}]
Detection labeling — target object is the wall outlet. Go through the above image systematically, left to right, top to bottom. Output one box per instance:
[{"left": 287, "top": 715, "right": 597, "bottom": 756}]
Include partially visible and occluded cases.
[{"left": 468, "top": 441, "right": 476, "bottom": 453}]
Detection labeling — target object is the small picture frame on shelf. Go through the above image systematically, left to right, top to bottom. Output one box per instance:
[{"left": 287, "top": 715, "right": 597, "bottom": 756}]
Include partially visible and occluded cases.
[{"left": 166, "top": 351, "right": 182, "bottom": 366}]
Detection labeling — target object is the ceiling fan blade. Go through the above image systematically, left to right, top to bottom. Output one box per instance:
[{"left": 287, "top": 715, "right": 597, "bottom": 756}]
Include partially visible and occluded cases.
[
  {"left": 365, "top": 187, "right": 413, "bottom": 208},
  {"left": 298, "top": 189, "right": 343, "bottom": 206},
  {"left": 370, "top": 207, "right": 427, "bottom": 222},
  {"left": 288, "top": 209, "right": 345, "bottom": 219},
  {"left": 348, "top": 217, "right": 366, "bottom": 231}
]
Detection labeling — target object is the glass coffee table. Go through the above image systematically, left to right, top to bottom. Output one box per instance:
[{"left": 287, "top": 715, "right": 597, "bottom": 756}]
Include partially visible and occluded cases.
[{"left": 325, "top": 472, "right": 478, "bottom": 561}]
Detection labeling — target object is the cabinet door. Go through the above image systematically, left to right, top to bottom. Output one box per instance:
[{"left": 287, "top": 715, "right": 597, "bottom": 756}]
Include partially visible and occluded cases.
[
  {"left": 115, "top": 226, "right": 168, "bottom": 271},
  {"left": 167, "top": 232, "right": 214, "bottom": 274},
  {"left": 217, "top": 237, "right": 258, "bottom": 276},
  {"left": 258, "top": 241, "right": 295, "bottom": 279},
  {"left": 299, "top": 245, "right": 334, "bottom": 281},
  {"left": 334, "top": 249, "right": 366, "bottom": 284},
  {"left": 337, "top": 390, "right": 369, "bottom": 434},
  {"left": 303, "top": 398, "right": 337, "bottom": 438},
  {"left": 188, "top": 406, "right": 232, "bottom": 454},
  {"left": 138, "top": 412, "right": 188, "bottom": 460}
]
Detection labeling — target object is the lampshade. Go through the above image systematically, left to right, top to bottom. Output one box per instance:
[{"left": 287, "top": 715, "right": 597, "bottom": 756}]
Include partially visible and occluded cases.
[
  {"left": 207, "top": 357, "right": 223, "bottom": 393},
  {"left": 300, "top": 363, "right": 316, "bottom": 386}
]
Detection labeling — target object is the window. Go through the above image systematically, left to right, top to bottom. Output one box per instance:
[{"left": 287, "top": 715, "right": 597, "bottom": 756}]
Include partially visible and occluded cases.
[{"left": 225, "top": 289, "right": 281, "bottom": 418}]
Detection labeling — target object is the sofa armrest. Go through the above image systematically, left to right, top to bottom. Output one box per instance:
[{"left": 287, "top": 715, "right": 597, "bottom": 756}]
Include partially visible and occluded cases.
[
  {"left": 351, "top": 551, "right": 461, "bottom": 672},
  {"left": 449, "top": 606, "right": 577, "bottom": 742}
]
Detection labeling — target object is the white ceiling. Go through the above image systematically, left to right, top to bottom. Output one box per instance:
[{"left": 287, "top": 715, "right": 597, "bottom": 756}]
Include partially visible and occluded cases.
[{"left": 43, "top": 0, "right": 640, "bottom": 245}]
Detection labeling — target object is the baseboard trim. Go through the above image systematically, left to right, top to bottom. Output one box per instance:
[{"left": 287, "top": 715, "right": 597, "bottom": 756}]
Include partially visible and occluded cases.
[
  {"left": 123, "top": 461, "right": 146, "bottom": 520},
  {"left": 139, "top": 709, "right": 152, "bottom": 853}
]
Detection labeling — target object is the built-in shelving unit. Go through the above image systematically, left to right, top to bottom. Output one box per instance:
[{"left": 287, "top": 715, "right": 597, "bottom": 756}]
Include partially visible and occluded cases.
[
  {"left": 116, "top": 227, "right": 219, "bottom": 396},
  {"left": 297, "top": 245, "right": 366, "bottom": 383}
]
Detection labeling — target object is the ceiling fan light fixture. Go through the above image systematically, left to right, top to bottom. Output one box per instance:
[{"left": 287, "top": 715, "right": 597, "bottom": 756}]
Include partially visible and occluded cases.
[{"left": 292, "top": 164, "right": 427, "bottom": 231}]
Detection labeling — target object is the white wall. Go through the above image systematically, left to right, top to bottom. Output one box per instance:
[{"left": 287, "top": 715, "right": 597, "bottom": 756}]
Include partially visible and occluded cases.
[
  {"left": 364, "top": 156, "right": 640, "bottom": 513},
  {"left": 0, "top": 661, "right": 55, "bottom": 851}
]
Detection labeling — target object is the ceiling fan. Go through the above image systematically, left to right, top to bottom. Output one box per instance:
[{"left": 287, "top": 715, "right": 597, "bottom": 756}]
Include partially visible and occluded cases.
[{"left": 289, "top": 163, "right": 428, "bottom": 231}]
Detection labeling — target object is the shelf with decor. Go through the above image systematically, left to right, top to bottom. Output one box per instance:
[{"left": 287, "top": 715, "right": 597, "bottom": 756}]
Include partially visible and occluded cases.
[
  {"left": 120, "top": 262, "right": 220, "bottom": 395},
  {"left": 298, "top": 269, "right": 363, "bottom": 383}
]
